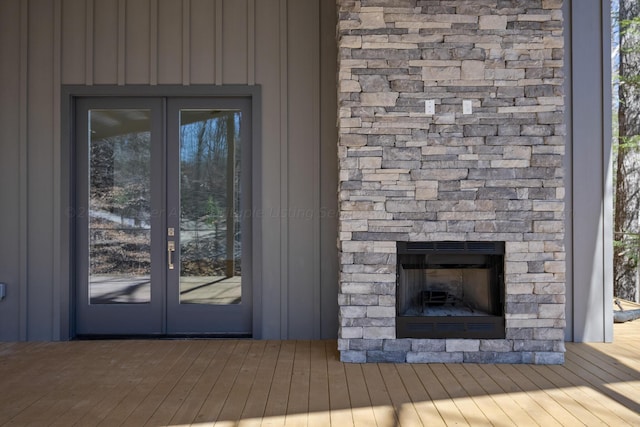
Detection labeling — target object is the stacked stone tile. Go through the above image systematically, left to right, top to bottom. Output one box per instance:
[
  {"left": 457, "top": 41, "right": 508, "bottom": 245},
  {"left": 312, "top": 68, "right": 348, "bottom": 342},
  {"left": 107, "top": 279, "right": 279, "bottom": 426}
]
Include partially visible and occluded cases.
[{"left": 337, "top": 0, "right": 566, "bottom": 363}]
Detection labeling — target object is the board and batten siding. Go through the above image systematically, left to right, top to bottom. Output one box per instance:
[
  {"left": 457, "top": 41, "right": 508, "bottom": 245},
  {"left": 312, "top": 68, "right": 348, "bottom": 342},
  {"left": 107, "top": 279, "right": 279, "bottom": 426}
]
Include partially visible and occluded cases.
[{"left": 0, "top": 0, "right": 338, "bottom": 340}]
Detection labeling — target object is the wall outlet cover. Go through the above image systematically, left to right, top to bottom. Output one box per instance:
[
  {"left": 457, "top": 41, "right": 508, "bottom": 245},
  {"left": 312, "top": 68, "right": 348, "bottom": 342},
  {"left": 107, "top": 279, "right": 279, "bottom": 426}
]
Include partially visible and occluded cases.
[
  {"left": 425, "top": 99, "right": 435, "bottom": 115},
  {"left": 463, "top": 100, "right": 473, "bottom": 114}
]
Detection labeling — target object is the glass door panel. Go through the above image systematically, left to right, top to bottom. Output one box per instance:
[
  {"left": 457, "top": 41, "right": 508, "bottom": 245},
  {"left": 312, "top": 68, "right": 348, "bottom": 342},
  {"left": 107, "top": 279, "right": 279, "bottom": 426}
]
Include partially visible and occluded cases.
[
  {"left": 76, "top": 98, "right": 164, "bottom": 336},
  {"left": 166, "top": 98, "right": 252, "bottom": 335},
  {"left": 88, "top": 109, "right": 152, "bottom": 304},
  {"left": 178, "top": 110, "right": 242, "bottom": 305}
]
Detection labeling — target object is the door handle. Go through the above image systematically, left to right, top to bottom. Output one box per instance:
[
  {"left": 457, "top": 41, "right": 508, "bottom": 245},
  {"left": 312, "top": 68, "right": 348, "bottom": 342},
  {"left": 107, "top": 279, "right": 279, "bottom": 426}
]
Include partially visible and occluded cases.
[{"left": 168, "top": 241, "right": 175, "bottom": 270}]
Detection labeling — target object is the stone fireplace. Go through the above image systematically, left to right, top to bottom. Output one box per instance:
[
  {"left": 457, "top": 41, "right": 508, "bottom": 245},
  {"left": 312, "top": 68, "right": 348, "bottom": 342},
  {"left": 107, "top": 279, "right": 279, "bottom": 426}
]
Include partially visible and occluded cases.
[{"left": 337, "top": 0, "right": 566, "bottom": 364}]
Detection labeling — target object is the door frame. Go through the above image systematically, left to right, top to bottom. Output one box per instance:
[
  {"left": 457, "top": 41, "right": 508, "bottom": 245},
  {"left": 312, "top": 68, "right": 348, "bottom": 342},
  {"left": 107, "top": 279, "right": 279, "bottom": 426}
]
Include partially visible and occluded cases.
[{"left": 61, "top": 85, "right": 263, "bottom": 339}]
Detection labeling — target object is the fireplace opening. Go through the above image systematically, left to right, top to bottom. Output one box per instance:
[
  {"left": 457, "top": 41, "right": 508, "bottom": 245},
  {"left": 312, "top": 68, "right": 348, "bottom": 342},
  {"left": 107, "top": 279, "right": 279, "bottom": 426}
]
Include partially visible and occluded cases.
[{"left": 396, "top": 241, "right": 505, "bottom": 339}]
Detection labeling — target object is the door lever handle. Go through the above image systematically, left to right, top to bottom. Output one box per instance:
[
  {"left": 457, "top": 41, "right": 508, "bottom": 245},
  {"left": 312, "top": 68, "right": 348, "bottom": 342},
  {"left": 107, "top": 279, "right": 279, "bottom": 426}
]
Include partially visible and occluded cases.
[{"left": 168, "top": 241, "right": 175, "bottom": 270}]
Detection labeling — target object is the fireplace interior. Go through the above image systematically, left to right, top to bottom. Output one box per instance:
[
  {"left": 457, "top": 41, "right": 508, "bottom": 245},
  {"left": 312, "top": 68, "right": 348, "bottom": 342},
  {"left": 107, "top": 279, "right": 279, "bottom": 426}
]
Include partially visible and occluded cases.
[{"left": 397, "top": 242, "right": 505, "bottom": 339}]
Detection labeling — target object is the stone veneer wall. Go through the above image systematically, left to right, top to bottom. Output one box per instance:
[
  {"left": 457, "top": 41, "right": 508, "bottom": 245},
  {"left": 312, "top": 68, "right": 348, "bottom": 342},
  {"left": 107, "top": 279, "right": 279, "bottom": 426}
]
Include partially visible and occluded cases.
[{"left": 337, "top": 0, "right": 566, "bottom": 363}]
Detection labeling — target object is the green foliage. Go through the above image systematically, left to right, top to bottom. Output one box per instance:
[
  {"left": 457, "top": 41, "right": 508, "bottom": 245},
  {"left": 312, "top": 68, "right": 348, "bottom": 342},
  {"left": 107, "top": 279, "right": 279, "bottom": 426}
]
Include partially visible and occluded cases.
[
  {"left": 620, "top": 16, "right": 640, "bottom": 35},
  {"left": 619, "top": 73, "right": 640, "bottom": 89},
  {"left": 617, "top": 134, "right": 640, "bottom": 150},
  {"left": 205, "top": 196, "right": 222, "bottom": 227},
  {"left": 614, "top": 232, "right": 640, "bottom": 267}
]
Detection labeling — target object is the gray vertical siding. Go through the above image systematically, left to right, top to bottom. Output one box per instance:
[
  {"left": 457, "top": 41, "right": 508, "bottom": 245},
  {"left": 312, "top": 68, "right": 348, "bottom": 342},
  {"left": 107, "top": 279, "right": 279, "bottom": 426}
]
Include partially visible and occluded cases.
[
  {"left": 0, "top": 0, "right": 338, "bottom": 340},
  {"left": 0, "top": 0, "right": 23, "bottom": 341},
  {"left": 27, "top": 0, "right": 55, "bottom": 340},
  {"left": 189, "top": 0, "right": 216, "bottom": 84},
  {"left": 287, "top": 0, "right": 320, "bottom": 339},
  {"left": 319, "top": 0, "right": 338, "bottom": 340},
  {"left": 565, "top": 0, "right": 614, "bottom": 342}
]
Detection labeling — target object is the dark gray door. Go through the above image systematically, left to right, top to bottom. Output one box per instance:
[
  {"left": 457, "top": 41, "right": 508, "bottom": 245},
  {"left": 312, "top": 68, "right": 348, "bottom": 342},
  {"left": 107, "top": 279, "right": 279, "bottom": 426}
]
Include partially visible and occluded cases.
[{"left": 75, "top": 97, "right": 252, "bottom": 336}]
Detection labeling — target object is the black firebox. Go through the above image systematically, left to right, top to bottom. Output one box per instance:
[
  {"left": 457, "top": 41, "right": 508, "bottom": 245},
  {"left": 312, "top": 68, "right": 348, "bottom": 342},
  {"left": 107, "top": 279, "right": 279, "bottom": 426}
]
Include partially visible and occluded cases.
[{"left": 396, "top": 241, "right": 505, "bottom": 339}]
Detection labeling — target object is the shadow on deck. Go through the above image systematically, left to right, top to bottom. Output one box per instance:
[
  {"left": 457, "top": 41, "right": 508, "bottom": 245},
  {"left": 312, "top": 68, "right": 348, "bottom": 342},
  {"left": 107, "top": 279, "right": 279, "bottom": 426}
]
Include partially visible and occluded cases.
[{"left": 0, "top": 321, "right": 639, "bottom": 426}]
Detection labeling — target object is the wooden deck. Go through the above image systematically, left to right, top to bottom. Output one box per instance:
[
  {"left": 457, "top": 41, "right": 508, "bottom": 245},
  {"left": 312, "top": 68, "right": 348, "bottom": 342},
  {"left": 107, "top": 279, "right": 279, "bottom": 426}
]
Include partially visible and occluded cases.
[{"left": 1, "top": 322, "right": 639, "bottom": 426}]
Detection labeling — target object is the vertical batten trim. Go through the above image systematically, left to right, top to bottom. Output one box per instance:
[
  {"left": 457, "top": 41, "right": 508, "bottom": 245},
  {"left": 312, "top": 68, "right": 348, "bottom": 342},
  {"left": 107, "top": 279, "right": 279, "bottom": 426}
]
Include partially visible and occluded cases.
[
  {"left": 19, "top": 0, "right": 28, "bottom": 341},
  {"left": 53, "top": 0, "right": 62, "bottom": 340},
  {"left": 85, "top": 0, "right": 94, "bottom": 85},
  {"left": 117, "top": 0, "right": 126, "bottom": 85},
  {"left": 150, "top": 0, "right": 158, "bottom": 85},
  {"left": 182, "top": 0, "right": 190, "bottom": 85},
  {"left": 215, "top": 0, "right": 223, "bottom": 84},
  {"left": 247, "top": 0, "right": 255, "bottom": 85},
  {"left": 279, "top": 0, "right": 289, "bottom": 338},
  {"left": 311, "top": 0, "right": 321, "bottom": 339},
  {"left": 317, "top": 0, "right": 338, "bottom": 339},
  {"left": 563, "top": 0, "right": 573, "bottom": 342},
  {"left": 601, "top": 0, "right": 614, "bottom": 342}
]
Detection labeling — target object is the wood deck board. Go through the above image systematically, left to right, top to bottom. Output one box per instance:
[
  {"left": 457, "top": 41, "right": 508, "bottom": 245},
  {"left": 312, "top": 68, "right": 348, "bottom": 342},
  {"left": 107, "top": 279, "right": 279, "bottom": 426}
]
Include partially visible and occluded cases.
[
  {"left": 2, "top": 324, "right": 640, "bottom": 426},
  {"left": 168, "top": 339, "right": 239, "bottom": 425},
  {"left": 193, "top": 340, "right": 253, "bottom": 424},
  {"left": 261, "top": 340, "right": 295, "bottom": 426},
  {"left": 51, "top": 341, "right": 155, "bottom": 427},
  {"left": 103, "top": 341, "right": 203, "bottom": 426},
  {"left": 138, "top": 341, "right": 211, "bottom": 426},
  {"left": 146, "top": 341, "right": 229, "bottom": 426},
  {"left": 212, "top": 341, "right": 268, "bottom": 426},
  {"left": 236, "top": 341, "right": 281, "bottom": 427},
  {"left": 284, "top": 341, "right": 311, "bottom": 426},
  {"left": 306, "top": 341, "right": 331, "bottom": 427},
  {"left": 3, "top": 342, "right": 129, "bottom": 426},
  {"left": 68, "top": 342, "right": 153, "bottom": 426},
  {"left": 90, "top": 342, "right": 179, "bottom": 425},
  {"left": 0, "top": 343, "right": 90, "bottom": 424},
  {"left": 2, "top": 343, "right": 104, "bottom": 426},
  {"left": 325, "top": 343, "right": 354, "bottom": 427},
  {"left": 571, "top": 343, "right": 640, "bottom": 383},
  {"left": 0, "top": 344, "right": 69, "bottom": 423},
  {"left": 565, "top": 346, "right": 640, "bottom": 392},
  {"left": 565, "top": 348, "right": 640, "bottom": 397},
  {"left": 561, "top": 358, "right": 640, "bottom": 423},
  {"left": 343, "top": 363, "right": 378, "bottom": 427},
  {"left": 534, "top": 363, "right": 639, "bottom": 426},
  {"left": 361, "top": 364, "right": 400, "bottom": 426},
  {"left": 378, "top": 364, "right": 425, "bottom": 427},
  {"left": 412, "top": 364, "right": 469, "bottom": 426},
  {"left": 429, "top": 364, "right": 491, "bottom": 426},
  {"left": 444, "top": 364, "right": 515, "bottom": 426},
  {"left": 460, "top": 364, "right": 537, "bottom": 426},
  {"left": 477, "top": 364, "right": 563, "bottom": 426},
  {"left": 495, "top": 364, "right": 583, "bottom": 426},
  {"left": 524, "top": 364, "right": 617, "bottom": 427},
  {"left": 395, "top": 365, "right": 446, "bottom": 427}
]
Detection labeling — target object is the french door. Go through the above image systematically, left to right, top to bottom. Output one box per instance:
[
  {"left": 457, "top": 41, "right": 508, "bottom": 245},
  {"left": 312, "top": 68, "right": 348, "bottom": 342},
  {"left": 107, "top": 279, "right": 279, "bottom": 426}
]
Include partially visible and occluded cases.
[{"left": 75, "top": 97, "right": 252, "bottom": 336}]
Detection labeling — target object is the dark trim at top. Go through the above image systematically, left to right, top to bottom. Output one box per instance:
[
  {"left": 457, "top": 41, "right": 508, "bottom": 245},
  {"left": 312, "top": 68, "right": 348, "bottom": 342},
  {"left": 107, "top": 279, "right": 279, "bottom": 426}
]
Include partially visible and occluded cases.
[{"left": 61, "top": 84, "right": 261, "bottom": 99}]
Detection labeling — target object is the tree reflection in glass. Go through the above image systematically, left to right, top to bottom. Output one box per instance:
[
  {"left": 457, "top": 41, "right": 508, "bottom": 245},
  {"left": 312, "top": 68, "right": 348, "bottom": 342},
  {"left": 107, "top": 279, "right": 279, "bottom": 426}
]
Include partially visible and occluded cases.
[
  {"left": 88, "top": 109, "right": 152, "bottom": 304},
  {"left": 178, "top": 110, "right": 242, "bottom": 305}
]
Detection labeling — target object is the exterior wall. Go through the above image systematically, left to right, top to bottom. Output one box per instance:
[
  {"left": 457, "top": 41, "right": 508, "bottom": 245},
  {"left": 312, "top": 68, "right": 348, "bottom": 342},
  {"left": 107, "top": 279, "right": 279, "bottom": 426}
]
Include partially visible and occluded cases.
[
  {"left": 0, "top": 0, "right": 338, "bottom": 341},
  {"left": 0, "top": 0, "right": 615, "bottom": 345},
  {"left": 0, "top": 0, "right": 24, "bottom": 341},
  {"left": 337, "top": 0, "right": 567, "bottom": 363},
  {"left": 564, "top": 0, "right": 613, "bottom": 342}
]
